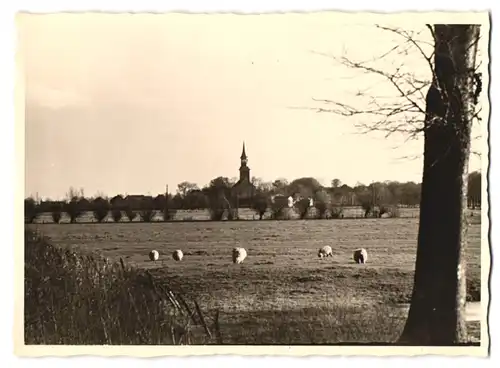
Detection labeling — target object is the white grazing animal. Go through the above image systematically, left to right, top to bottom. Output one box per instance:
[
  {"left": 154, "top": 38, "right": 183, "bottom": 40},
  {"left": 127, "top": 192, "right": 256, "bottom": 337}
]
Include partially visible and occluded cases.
[
  {"left": 318, "top": 245, "right": 333, "bottom": 258},
  {"left": 232, "top": 247, "right": 248, "bottom": 264},
  {"left": 353, "top": 248, "right": 368, "bottom": 264},
  {"left": 172, "top": 249, "right": 183, "bottom": 261},
  {"left": 149, "top": 250, "right": 159, "bottom": 262}
]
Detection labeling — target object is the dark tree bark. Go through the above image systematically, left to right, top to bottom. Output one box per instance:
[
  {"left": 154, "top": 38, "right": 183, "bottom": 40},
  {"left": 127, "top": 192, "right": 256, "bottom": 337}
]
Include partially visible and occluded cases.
[{"left": 398, "top": 24, "right": 481, "bottom": 345}]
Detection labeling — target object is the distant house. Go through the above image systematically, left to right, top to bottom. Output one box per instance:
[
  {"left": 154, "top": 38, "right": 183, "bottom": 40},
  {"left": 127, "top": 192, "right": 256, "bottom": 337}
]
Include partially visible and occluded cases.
[
  {"left": 231, "top": 142, "right": 256, "bottom": 207},
  {"left": 271, "top": 194, "right": 313, "bottom": 209},
  {"left": 271, "top": 195, "right": 295, "bottom": 208}
]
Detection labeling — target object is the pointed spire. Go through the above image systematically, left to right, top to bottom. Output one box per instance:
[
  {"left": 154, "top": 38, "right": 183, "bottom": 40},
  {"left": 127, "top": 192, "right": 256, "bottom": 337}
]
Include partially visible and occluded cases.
[{"left": 240, "top": 141, "right": 247, "bottom": 160}]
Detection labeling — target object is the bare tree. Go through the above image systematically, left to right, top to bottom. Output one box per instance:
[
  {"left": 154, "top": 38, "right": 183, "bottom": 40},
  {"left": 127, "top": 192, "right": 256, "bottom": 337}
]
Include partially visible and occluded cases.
[
  {"left": 312, "top": 24, "right": 483, "bottom": 345},
  {"left": 331, "top": 178, "right": 342, "bottom": 188},
  {"left": 177, "top": 181, "right": 199, "bottom": 197},
  {"left": 64, "top": 186, "right": 85, "bottom": 223},
  {"left": 92, "top": 197, "right": 110, "bottom": 223}
]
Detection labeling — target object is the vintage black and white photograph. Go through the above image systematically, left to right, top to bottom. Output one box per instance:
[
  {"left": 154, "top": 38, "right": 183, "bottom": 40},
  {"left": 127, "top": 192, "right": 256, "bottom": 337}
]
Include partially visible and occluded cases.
[{"left": 17, "top": 10, "right": 490, "bottom": 354}]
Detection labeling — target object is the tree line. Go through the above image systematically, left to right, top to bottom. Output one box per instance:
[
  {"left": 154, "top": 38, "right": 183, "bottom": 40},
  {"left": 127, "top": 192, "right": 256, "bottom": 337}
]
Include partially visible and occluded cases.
[{"left": 24, "top": 171, "right": 481, "bottom": 224}]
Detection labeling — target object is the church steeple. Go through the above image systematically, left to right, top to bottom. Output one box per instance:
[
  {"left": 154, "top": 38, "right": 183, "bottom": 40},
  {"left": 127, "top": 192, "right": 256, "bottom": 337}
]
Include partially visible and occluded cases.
[
  {"left": 239, "top": 141, "right": 250, "bottom": 182},
  {"left": 240, "top": 141, "right": 247, "bottom": 161}
]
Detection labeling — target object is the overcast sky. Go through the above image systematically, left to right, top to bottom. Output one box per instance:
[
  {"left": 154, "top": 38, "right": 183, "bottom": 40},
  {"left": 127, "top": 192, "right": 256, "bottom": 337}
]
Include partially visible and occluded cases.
[{"left": 19, "top": 12, "right": 484, "bottom": 200}]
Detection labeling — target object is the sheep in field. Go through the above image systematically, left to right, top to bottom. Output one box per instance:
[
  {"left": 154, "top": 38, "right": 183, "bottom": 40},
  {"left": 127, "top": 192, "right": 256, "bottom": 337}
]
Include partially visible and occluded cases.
[
  {"left": 318, "top": 245, "right": 333, "bottom": 258},
  {"left": 232, "top": 247, "right": 247, "bottom": 264},
  {"left": 353, "top": 248, "right": 368, "bottom": 264},
  {"left": 172, "top": 249, "right": 184, "bottom": 261},
  {"left": 149, "top": 250, "right": 159, "bottom": 263}
]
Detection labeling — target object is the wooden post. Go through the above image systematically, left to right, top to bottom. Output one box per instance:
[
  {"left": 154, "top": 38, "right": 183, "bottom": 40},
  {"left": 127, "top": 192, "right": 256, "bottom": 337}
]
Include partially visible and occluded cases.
[{"left": 164, "top": 184, "right": 169, "bottom": 221}]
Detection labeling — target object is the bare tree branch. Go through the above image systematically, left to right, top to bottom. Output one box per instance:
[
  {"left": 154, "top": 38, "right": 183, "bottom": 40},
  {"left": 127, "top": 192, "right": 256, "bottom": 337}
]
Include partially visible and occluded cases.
[
  {"left": 304, "top": 24, "right": 482, "bottom": 146},
  {"left": 375, "top": 25, "right": 436, "bottom": 78}
]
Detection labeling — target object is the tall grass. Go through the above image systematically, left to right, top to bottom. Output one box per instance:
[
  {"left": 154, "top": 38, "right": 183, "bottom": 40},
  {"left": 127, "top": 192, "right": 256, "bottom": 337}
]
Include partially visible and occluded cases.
[
  {"left": 24, "top": 229, "right": 220, "bottom": 345},
  {"left": 216, "top": 304, "right": 407, "bottom": 345}
]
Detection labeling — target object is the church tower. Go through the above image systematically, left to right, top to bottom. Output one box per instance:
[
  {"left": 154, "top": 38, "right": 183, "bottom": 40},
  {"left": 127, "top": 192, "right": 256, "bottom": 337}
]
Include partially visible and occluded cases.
[
  {"left": 232, "top": 141, "right": 256, "bottom": 207},
  {"left": 239, "top": 142, "right": 250, "bottom": 182}
]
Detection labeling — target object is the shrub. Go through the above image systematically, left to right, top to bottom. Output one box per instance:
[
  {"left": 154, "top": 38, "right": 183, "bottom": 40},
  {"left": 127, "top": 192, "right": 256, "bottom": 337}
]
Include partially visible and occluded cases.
[
  {"left": 313, "top": 190, "right": 330, "bottom": 219},
  {"left": 251, "top": 194, "right": 269, "bottom": 220},
  {"left": 207, "top": 195, "right": 228, "bottom": 221},
  {"left": 64, "top": 197, "right": 84, "bottom": 223},
  {"left": 92, "top": 197, "right": 110, "bottom": 223},
  {"left": 25, "top": 198, "right": 40, "bottom": 224},
  {"left": 294, "top": 198, "right": 311, "bottom": 220},
  {"left": 314, "top": 199, "right": 329, "bottom": 219},
  {"left": 270, "top": 201, "right": 290, "bottom": 220},
  {"left": 360, "top": 201, "right": 373, "bottom": 218},
  {"left": 49, "top": 202, "right": 64, "bottom": 224},
  {"left": 379, "top": 205, "right": 401, "bottom": 218},
  {"left": 330, "top": 206, "right": 345, "bottom": 219},
  {"left": 124, "top": 208, "right": 137, "bottom": 222},
  {"left": 208, "top": 208, "right": 225, "bottom": 221},
  {"left": 139, "top": 209, "right": 157, "bottom": 222},
  {"left": 51, "top": 210, "right": 62, "bottom": 224},
  {"left": 111, "top": 210, "right": 123, "bottom": 223},
  {"left": 24, "top": 229, "right": 220, "bottom": 345}
]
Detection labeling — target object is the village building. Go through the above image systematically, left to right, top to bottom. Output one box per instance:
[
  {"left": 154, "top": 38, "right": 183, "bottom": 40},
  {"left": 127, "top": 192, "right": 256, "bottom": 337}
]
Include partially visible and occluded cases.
[{"left": 231, "top": 142, "right": 256, "bottom": 207}]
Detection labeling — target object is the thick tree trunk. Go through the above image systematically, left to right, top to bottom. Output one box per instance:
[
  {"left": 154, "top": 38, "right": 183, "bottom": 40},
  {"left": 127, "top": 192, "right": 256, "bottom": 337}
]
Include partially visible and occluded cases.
[{"left": 398, "top": 24, "right": 480, "bottom": 345}]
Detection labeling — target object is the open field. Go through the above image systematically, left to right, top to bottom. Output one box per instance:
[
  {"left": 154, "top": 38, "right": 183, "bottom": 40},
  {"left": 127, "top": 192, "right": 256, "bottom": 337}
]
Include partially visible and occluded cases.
[{"left": 28, "top": 216, "right": 483, "bottom": 344}]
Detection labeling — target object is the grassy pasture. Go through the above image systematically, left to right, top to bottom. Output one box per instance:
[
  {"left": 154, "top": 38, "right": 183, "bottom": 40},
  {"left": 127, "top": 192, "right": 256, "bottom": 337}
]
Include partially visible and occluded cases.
[{"left": 29, "top": 216, "right": 482, "bottom": 344}]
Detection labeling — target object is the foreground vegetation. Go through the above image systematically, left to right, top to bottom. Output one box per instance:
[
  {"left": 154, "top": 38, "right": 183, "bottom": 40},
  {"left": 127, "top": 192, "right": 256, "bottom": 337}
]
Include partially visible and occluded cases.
[
  {"left": 25, "top": 216, "right": 482, "bottom": 345},
  {"left": 25, "top": 229, "right": 220, "bottom": 345}
]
